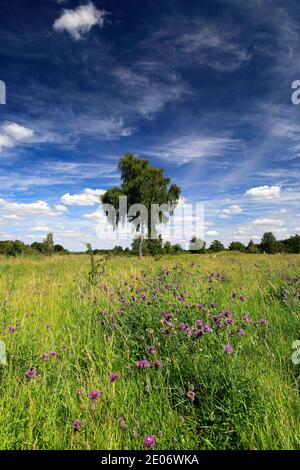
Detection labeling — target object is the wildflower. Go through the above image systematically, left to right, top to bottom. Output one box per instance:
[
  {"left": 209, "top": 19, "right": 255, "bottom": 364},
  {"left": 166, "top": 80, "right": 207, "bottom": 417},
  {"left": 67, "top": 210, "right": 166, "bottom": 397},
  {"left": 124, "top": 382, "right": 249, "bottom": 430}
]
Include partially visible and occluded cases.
[
  {"left": 239, "top": 295, "right": 246, "bottom": 302},
  {"left": 242, "top": 314, "right": 251, "bottom": 324},
  {"left": 195, "top": 319, "right": 203, "bottom": 329},
  {"left": 260, "top": 319, "right": 268, "bottom": 326},
  {"left": 178, "top": 322, "right": 188, "bottom": 331},
  {"left": 45, "top": 323, "right": 51, "bottom": 329},
  {"left": 203, "top": 324, "right": 213, "bottom": 333},
  {"left": 8, "top": 326, "right": 17, "bottom": 333},
  {"left": 238, "top": 328, "right": 246, "bottom": 336},
  {"left": 223, "top": 344, "right": 233, "bottom": 354},
  {"left": 147, "top": 345, "right": 157, "bottom": 355},
  {"left": 49, "top": 351, "right": 58, "bottom": 357},
  {"left": 40, "top": 354, "right": 49, "bottom": 361},
  {"left": 136, "top": 358, "right": 151, "bottom": 369},
  {"left": 153, "top": 359, "right": 163, "bottom": 369},
  {"left": 25, "top": 368, "right": 37, "bottom": 378},
  {"left": 109, "top": 372, "right": 119, "bottom": 383},
  {"left": 89, "top": 389, "right": 102, "bottom": 401},
  {"left": 187, "top": 391, "right": 195, "bottom": 402},
  {"left": 119, "top": 415, "right": 128, "bottom": 431},
  {"left": 72, "top": 419, "right": 82, "bottom": 432},
  {"left": 144, "top": 435, "right": 156, "bottom": 449}
]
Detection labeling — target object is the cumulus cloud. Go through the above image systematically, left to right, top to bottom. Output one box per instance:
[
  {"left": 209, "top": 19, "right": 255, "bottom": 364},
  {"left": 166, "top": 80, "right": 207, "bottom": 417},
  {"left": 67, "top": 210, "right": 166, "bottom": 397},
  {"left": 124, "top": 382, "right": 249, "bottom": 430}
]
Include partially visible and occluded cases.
[
  {"left": 53, "top": 2, "right": 108, "bottom": 40},
  {"left": 0, "top": 122, "right": 34, "bottom": 150},
  {"left": 245, "top": 185, "right": 281, "bottom": 200},
  {"left": 60, "top": 188, "right": 105, "bottom": 206},
  {"left": 0, "top": 199, "right": 65, "bottom": 217},
  {"left": 220, "top": 205, "right": 242, "bottom": 217},
  {"left": 253, "top": 218, "right": 283, "bottom": 226},
  {"left": 29, "top": 226, "right": 51, "bottom": 232},
  {"left": 205, "top": 230, "right": 219, "bottom": 237}
]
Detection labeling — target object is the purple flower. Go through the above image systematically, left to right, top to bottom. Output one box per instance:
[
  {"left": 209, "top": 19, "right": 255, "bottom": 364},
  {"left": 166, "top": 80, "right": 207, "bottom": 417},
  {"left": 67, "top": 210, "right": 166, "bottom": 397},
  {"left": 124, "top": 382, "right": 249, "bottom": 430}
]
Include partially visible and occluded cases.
[
  {"left": 239, "top": 295, "right": 246, "bottom": 302},
  {"left": 242, "top": 314, "right": 251, "bottom": 324},
  {"left": 196, "top": 319, "right": 204, "bottom": 329},
  {"left": 259, "top": 319, "right": 268, "bottom": 326},
  {"left": 178, "top": 322, "right": 188, "bottom": 331},
  {"left": 203, "top": 324, "right": 213, "bottom": 333},
  {"left": 8, "top": 326, "right": 17, "bottom": 333},
  {"left": 238, "top": 328, "right": 246, "bottom": 336},
  {"left": 223, "top": 344, "right": 233, "bottom": 354},
  {"left": 147, "top": 345, "right": 157, "bottom": 355},
  {"left": 49, "top": 351, "right": 58, "bottom": 357},
  {"left": 40, "top": 354, "right": 49, "bottom": 361},
  {"left": 136, "top": 358, "right": 151, "bottom": 369},
  {"left": 153, "top": 359, "right": 163, "bottom": 369},
  {"left": 25, "top": 368, "right": 37, "bottom": 378},
  {"left": 109, "top": 372, "right": 119, "bottom": 383},
  {"left": 89, "top": 389, "right": 102, "bottom": 400},
  {"left": 187, "top": 391, "right": 195, "bottom": 402},
  {"left": 118, "top": 415, "right": 128, "bottom": 431},
  {"left": 72, "top": 419, "right": 82, "bottom": 432},
  {"left": 144, "top": 435, "right": 156, "bottom": 449}
]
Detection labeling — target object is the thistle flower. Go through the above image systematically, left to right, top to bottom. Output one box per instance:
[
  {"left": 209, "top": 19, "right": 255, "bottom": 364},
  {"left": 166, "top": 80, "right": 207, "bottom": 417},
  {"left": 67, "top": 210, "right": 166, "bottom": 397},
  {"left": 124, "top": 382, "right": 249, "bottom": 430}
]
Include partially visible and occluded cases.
[
  {"left": 242, "top": 314, "right": 251, "bottom": 324},
  {"left": 8, "top": 326, "right": 17, "bottom": 333},
  {"left": 238, "top": 328, "right": 246, "bottom": 336},
  {"left": 223, "top": 344, "right": 233, "bottom": 354},
  {"left": 147, "top": 345, "right": 157, "bottom": 355},
  {"left": 49, "top": 351, "right": 58, "bottom": 357},
  {"left": 40, "top": 354, "right": 49, "bottom": 361},
  {"left": 136, "top": 358, "right": 151, "bottom": 369},
  {"left": 153, "top": 359, "right": 163, "bottom": 369},
  {"left": 25, "top": 368, "right": 37, "bottom": 378},
  {"left": 109, "top": 372, "right": 119, "bottom": 383},
  {"left": 89, "top": 389, "right": 102, "bottom": 400},
  {"left": 187, "top": 391, "right": 195, "bottom": 402},
  {"left": 118, "top": 415, "right": 128, "bottom": 431},
  {"left": 72, "top": 419, "right": 82, "bottom": 432},
  {"left": 144, "top": 435, "right": 156, "bottom": 449}
]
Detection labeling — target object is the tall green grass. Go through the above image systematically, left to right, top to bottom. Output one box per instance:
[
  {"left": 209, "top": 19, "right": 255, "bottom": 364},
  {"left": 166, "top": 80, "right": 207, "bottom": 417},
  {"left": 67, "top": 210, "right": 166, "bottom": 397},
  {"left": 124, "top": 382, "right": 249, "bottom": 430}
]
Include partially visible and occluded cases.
[{"left": 0, "top": 253, "right": 299, "bottom": 449}]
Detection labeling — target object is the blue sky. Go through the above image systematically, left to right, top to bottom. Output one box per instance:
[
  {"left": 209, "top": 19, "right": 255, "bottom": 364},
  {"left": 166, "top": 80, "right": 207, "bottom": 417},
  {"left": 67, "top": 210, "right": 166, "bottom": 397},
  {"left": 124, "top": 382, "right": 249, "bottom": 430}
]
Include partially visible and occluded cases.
[{"left": 0, "top": 0, "right": 300, "bottom": 250}]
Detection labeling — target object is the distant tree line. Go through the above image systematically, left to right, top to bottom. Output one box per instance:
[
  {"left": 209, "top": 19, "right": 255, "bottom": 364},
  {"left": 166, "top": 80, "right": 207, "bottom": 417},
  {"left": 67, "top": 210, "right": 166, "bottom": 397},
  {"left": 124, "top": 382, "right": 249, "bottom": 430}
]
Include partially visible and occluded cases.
[
  {"left": 0, "top": 231, "right": 299, "bottom": 257},
  {"left": 0, "top": 232, "right": 69, "bottom": 257}
]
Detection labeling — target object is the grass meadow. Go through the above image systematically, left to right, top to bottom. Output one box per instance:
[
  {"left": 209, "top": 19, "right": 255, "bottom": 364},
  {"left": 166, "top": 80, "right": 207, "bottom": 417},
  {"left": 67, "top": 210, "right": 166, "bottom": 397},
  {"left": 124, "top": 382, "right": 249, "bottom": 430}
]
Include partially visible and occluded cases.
[{"left": 0, "top": 252, "right": 299, "bottom": 450}]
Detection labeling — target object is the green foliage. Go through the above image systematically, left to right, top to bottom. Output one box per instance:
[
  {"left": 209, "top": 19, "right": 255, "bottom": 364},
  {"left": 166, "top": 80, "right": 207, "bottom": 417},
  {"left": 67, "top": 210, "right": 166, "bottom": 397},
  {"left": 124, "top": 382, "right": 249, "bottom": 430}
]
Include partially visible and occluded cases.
[
  {"left": 101, "top": 154, "right": 181, "bottom": 256},
  {"left": 260, "top": 232, "right": 277, "bottom": 254},
  {"left": 209, "top": 240, "right": 225, "bottom": 252},
  {"left": 247, "top": 240, "right": 260, "bottom": 254},
  {"left": 229, "top": 241, "right": 246, "bottom": 252},
  {"left": 86, "top": 243, "right": 110, "bottom": 286},
  {"left": 0, "top": 253, "right": 299, "bottom": 450}
]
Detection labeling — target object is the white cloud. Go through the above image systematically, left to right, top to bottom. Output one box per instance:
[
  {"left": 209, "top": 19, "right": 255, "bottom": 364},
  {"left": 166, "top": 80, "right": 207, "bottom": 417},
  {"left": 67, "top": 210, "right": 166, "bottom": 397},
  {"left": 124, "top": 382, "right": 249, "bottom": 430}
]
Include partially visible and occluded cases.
[
  {"left": 53, "top": 2, "right": 108, "bottom": 40},
  {"left": 0, "top": 122, "right": 34, "bottom": 150},
  {"left": 140, "top": 136, "right": 240, "bottom": 165},
  {"left": 245, "top": 185, "right": 281, "bottom": 200},
  {"left": 60, "top": 188, "right": 105, "bottom": 206},
  {"left": 0, "top": 199, "right": 63, "bottom": 217},
  {"left": 220, "top": 205, "right": 242, "bottom": 217},
  {"left": 253, "top": 218, "right": 284, "bottom": 226},
  {"left": 29, "top": 226, "right": 51, "bottom": 232},
  {"left": 205, "top": 230, "right": 219, "bottom": 237}
]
